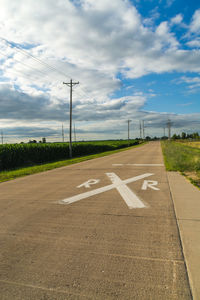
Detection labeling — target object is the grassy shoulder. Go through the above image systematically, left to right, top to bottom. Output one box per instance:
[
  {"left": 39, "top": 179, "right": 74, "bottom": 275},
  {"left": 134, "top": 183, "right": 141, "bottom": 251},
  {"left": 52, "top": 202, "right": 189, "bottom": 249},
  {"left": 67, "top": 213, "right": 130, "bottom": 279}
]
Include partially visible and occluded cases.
[
  {"left": 161, "top": 140, "right": 200, "bottom": 189},
  {"left": 177, "top": 140, "right": 200, "bottom": 149},
  {"left": 0, "top": 142, "right": 145, "bottom": 183}
]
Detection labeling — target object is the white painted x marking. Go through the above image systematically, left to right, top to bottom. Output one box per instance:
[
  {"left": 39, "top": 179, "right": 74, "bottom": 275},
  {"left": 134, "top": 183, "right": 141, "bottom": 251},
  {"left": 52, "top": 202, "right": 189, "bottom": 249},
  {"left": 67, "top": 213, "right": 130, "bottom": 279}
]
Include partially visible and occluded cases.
[{"left": 60, "top": 173, "right": 153, "bottom": 209}]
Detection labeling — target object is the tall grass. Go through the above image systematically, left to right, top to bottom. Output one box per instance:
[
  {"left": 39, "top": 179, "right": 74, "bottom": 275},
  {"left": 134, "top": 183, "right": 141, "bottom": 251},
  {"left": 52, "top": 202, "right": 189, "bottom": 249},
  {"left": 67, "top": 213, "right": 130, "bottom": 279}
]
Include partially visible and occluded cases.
[
  {"left": 161, "top": 141, "right": 200, "bottom": 172},
  {"left": 178, "top": 141, "right": 200, "bottom": 149}
]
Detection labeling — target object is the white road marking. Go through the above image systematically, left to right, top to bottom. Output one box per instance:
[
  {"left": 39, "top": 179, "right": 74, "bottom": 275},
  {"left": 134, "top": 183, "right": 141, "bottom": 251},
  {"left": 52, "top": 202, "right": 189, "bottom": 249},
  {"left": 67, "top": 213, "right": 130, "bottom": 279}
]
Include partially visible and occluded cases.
[
  {"left": 112, "top": 164, "right": 164, "bottom": 167},
  {"left": 132, "top": 164, "right": 164, "bottom": 166},
  {"left": 60, "top": 173, "right": 153, "bottom": 208},
  {"left": 106, "top": 173, "right": 145, "bottom": 209},
  {"left": 77, "top": 179, "right": 100, "bottom": 188},
  {"left": 142, "top": 180, "right": 160, "bottom": 191}
]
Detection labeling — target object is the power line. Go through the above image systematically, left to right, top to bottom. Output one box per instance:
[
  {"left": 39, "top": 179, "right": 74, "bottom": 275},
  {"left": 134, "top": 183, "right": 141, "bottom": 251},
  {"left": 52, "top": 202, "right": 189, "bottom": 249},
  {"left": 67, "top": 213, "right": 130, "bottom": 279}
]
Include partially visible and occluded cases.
[
  {"left": 0, "top": 37, "right": 71, "bottom": 80},
  {"left": 0, "top": 37, "right": 96, "bottom": 102},
  {"left": 1, "top": 38, "right": 92, "bottom": 99},
  {"left": 0, "top": 49, "right": 57, "bottom": 82},
  {"left": 0, "top": 49, "right": 66, "bottom": 86},
  {"left": 1, "top": 62, "right": 63, "bottom": 89},
  {"left": 1, "top": 63, "right": 50, "bottom": 84}
]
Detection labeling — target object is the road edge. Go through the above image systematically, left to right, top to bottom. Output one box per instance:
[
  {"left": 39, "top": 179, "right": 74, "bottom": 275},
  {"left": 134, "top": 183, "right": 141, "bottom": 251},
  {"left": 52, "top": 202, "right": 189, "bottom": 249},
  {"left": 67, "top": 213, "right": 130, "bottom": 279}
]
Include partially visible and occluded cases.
[{"left": 167, "top": 171, "right": 200, "bottom": 300}]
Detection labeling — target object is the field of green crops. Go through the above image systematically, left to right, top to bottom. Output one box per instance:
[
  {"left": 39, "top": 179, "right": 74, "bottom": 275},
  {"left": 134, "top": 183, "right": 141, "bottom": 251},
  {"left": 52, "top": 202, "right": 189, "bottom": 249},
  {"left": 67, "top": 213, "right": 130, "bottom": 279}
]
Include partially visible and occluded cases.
[{"left": 0, "top": 140, "right": 140, "bottom": 171}]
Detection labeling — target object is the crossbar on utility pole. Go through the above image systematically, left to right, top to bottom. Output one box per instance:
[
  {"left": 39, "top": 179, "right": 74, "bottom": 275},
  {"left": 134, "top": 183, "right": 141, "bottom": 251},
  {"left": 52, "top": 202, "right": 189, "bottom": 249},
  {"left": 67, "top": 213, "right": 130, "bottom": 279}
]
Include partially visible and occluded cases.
[{"left": 63, "top": 79, "right": 79, "bottom": 158}]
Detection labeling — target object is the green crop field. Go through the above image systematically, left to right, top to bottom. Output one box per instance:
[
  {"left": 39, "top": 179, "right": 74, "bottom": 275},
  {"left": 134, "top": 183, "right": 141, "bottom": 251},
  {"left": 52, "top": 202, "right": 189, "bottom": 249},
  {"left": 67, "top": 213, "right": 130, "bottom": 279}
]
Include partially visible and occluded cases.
[
  {"left": 0, "top": 140, "right": 140, "bottom": 171},
  {"left": 161, "top": 140, "right": 200, "bottom": 188}
]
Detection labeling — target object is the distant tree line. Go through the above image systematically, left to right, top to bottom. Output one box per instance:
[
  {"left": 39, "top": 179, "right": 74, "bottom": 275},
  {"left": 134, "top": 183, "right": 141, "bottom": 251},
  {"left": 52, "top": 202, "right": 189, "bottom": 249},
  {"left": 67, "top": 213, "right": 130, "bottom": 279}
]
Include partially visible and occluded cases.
[{"left": 171, "top": 132, "right": 200, "bottom": 140}]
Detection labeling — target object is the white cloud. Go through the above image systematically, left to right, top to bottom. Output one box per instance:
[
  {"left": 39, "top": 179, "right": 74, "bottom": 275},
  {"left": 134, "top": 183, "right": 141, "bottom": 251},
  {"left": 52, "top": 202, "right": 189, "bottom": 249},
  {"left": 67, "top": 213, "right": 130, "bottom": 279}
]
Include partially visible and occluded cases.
[
  {"left": 0, "top": 0, "right": 200, "bottom": 140},
  {"left": 0, "top": 0, "right": 198, "bottom": 87},
  {"left": 165, "top": 0, "right": 175, "bottom": 8},
  {"left": 190, "top": 9, "right": 200, "bottom": 34},
  {"left": 171, "top": 14, "right": 183, "bottom": 25},
  {"left": 187, "top": 38, "right": 200, "bottom": 48},
  {"left": 180, "top": 76, "right": 200, "bottom": 90},
  {"left": 178, "top": 102, "right": 193, "bottom": 107}
]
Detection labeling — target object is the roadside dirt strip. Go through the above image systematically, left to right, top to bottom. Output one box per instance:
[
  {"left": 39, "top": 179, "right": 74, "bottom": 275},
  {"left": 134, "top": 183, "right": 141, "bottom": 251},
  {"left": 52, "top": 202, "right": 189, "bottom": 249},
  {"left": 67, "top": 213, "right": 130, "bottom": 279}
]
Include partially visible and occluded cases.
[{"left": 0, "top": 142, "right": 192, "bottom": 299}]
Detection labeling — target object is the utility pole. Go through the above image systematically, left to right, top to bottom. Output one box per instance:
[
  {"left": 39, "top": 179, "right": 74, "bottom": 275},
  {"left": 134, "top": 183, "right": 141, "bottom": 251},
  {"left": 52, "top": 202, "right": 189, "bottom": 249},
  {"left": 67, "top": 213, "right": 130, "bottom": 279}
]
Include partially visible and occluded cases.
[
  {"left": 63, "top": 79, "right": 79, "bottom": 158},
  {"left": 167, "top": 119, "right": 172, "bottom": 140},
  {"left": 127, "top": 120, "right": 131, "bottom": 145},
  {"left": 142, "top": 120, "right": 145, "bottom": 139},
  {"left": 139, "top": 121, "right": 142, "bottom": 139},
  {"left": 74, "top": 123, "right": 76, "bottom": 142},
  {"left": 62, "top": 124, "right": 64, "bottom": 142},
  {"left": 163, "top": 127, "right": 166, "bottom": 137},
  {"left": 1, "top": 131, "right": 3, "bottom": 144}
]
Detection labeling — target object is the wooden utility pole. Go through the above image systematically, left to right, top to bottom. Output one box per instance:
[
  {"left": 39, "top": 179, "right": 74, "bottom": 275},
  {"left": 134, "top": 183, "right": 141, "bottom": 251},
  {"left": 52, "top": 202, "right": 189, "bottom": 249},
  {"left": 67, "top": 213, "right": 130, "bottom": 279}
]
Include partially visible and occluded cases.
[
  {"left": 63, "top": 79, "right": 79, "bottom": 158},
  {"left": 167, "top": 119, "right": 172, "bottom": 140},
  {"left": 128, "top": 120, "right": 131, "bottom": 145},
  {"left": 142, "top": 120, "right": 145, "bottom": 139},
  {"left": 139, "top": 121, "right": 142, "bottom": 139},
  {"left": 74, "top": 123, "right": 76, "bottom": 142},
  {"left": 62, "top": 124, "right": 64, "bottom": 142},
  {"left": 163, "top": 126, "right": 166, "bottom": 137},
  {"left": 1, "top": 131, "right": 3, "bottom": 144}
]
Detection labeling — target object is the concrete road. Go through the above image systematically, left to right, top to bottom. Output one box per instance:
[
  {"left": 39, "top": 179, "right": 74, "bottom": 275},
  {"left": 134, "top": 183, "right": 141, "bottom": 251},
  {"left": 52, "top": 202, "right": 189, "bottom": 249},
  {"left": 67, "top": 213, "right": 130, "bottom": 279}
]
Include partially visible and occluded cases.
[{"left": 0, "top": 142, "right": 192, "bottom": 299}]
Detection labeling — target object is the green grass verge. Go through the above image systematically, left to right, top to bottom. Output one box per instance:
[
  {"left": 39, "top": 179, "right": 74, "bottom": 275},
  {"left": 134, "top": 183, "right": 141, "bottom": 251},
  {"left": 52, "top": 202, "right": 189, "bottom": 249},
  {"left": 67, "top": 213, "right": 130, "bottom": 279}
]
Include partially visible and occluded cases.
[
  {"left": 161, "top": 140, "right": 200, "bottom": 188},
  {"left": 161, "top": 140, "right": 200, "bottom": 171},
  {"left": 0, "top": 142, "right": 145, "bottom": 183}
]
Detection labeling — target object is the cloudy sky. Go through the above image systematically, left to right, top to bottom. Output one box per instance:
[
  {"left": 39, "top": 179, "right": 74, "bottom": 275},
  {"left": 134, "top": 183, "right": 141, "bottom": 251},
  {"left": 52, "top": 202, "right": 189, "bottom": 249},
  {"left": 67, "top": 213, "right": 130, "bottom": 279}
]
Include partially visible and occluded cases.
[{"left": 0, "top": 0, "right": 200, "bottom": 142}]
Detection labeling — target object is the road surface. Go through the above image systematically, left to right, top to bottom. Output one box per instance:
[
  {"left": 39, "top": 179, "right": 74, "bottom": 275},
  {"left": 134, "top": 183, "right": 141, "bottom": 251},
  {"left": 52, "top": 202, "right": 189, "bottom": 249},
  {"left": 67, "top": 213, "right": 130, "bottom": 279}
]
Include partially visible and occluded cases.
[{"left": 0, "top": 142, "right": 192, "bottom": 299}]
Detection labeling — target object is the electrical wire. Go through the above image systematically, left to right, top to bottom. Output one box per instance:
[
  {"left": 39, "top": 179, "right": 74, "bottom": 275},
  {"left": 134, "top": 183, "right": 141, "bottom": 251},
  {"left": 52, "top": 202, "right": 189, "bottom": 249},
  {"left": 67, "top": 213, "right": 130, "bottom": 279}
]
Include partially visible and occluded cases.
[
  {"left": 0, "top": 37, "right": 94, "bottom": 100},
  {"left": 0, "top": 37, "right": 71, "bottom": 79},
  {"left": 3, "top": 38, "right": 93, "bottom": 97},
  {"left": 0, "top": 49, "right": 59, "bottom": 83}
]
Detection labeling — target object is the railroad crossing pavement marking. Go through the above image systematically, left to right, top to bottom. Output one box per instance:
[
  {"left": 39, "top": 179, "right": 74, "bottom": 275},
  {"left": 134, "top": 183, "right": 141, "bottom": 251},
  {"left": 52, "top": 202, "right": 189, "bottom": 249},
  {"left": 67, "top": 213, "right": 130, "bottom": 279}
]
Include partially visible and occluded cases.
[
  {"left": 112, "top": 164, "right": 164, "bottom": 167},
  {"left": 59, "top": 172, "right": 158, "bottom": 209},
  {"left": 106, "top": 172, "right": 145, "bottom": 208},
  {"left": 77, "top": 179, "right": 100, "bottom": 188},
  {"left": 142, "top": 180, "right": 160, "bottom": 191}
]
